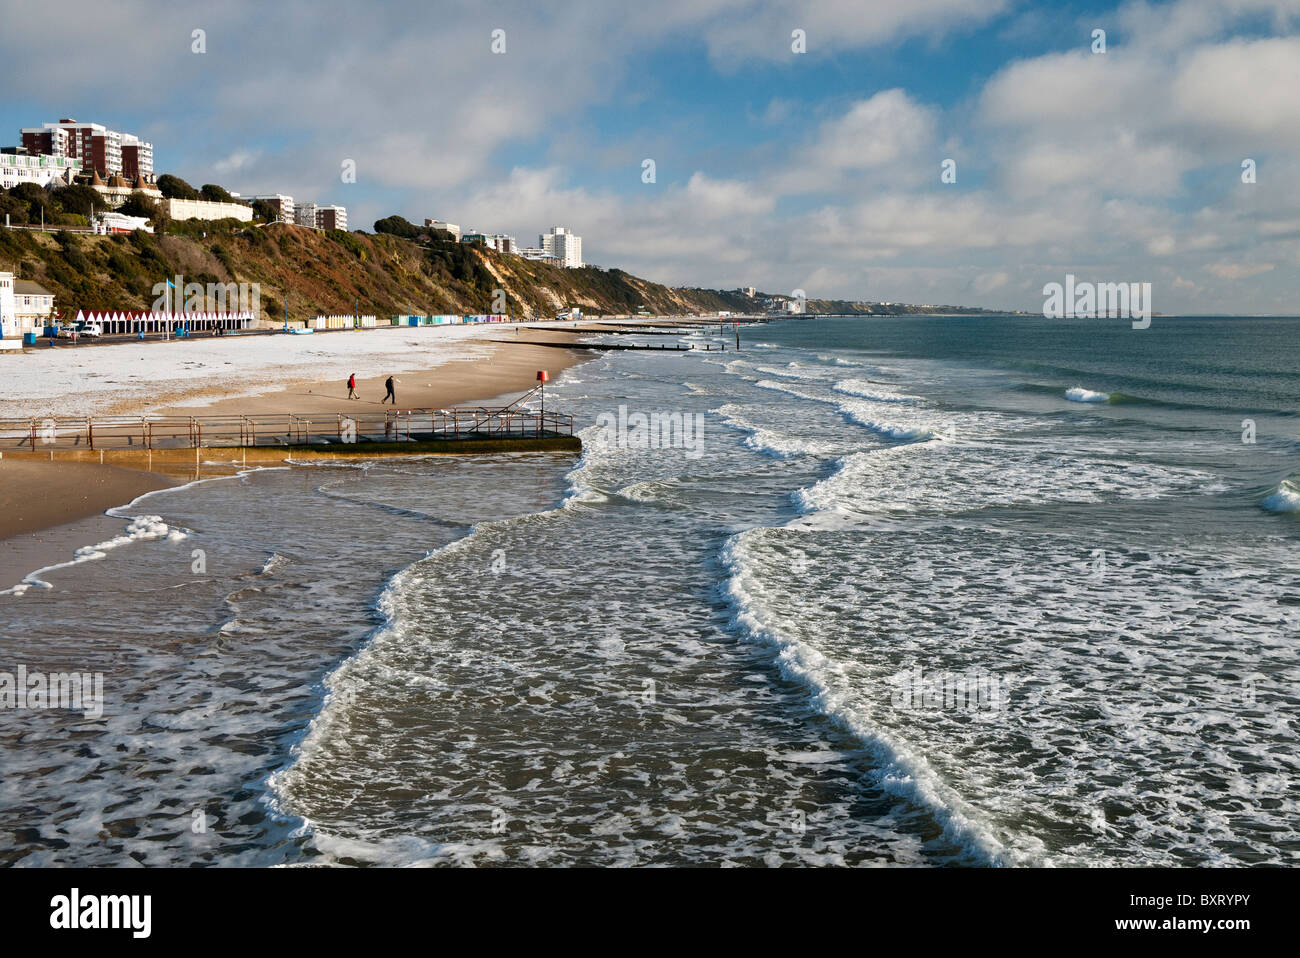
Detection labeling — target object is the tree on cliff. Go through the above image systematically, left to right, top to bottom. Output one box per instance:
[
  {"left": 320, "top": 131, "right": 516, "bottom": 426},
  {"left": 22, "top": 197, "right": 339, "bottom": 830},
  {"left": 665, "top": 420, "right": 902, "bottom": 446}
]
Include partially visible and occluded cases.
[
  {"left": 157, "top": 174, "right": 200, "bottom": 200},
  {"left": 200, "top": 183, "right": 235, "bottom": 203},
  {"left": 373, "top": 215, "right": 422, "bottom": 240}
]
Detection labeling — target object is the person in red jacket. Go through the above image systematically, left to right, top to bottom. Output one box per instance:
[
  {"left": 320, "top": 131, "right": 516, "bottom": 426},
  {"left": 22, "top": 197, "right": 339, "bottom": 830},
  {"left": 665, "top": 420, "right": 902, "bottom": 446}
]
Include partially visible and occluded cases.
[{"left": 347, "top": 373, "right": 358, "bottom": 400}]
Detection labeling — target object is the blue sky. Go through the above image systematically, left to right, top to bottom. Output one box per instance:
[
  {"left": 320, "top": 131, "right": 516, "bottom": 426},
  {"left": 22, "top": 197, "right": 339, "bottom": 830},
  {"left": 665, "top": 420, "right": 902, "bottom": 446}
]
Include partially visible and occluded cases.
[{"left": 2, "top": 0, "right": 1298, "bottom": 312}]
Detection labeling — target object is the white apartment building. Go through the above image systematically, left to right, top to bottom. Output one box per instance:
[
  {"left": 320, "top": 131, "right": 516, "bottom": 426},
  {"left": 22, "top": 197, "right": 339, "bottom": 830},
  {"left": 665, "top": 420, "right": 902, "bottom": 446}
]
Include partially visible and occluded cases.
[
  {"left": 21, "top": 119, "right": 126, "bottom": 175},
  {"left": 119, "top": 133, "right": 154, "bottom": 179},
  {"left": 0, "top": 153, "right": 81, "bottom": 190},
  {"left": 295, "top": 203, "right": 318, "bottom": 228},
  {"left": 315, "top": 205, "right": 347, "bottom": 230},
  {"left": 424, "top": 219, "right": 460, "bottom": 240},
  {"left": 540, "top": 226, "right": 583, "bottom": 268}
]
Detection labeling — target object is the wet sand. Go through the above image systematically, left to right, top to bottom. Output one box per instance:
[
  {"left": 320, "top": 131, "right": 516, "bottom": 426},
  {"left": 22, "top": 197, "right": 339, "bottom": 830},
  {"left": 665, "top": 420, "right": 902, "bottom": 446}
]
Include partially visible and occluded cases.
[{"left": 0, "top": 461, "right": 177, "bottom": 585}]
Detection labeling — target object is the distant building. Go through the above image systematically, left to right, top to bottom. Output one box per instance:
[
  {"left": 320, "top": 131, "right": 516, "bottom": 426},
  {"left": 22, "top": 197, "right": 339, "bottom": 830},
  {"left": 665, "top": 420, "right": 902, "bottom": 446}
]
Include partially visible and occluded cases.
[
  {"left": 20, "top": 118, "right": 151, "bottom": 177},
  {"left": 120, "top": 134, "right": 154, "bottom": 179},
  {"left": 0, "top": 152, "right": 81, "bottom": 190},
  {"left": 90, "top": 171, "right": 163, "bottom": 210},
  {"left": 248, "top": 194, "right": 295, "bottom": 224},
  {"left": 167, "top": 198, "right": 253, "bottom": 222},
  {"left": 295, "top": 202, "right": 318, "bottom": 228},
  {"left": 315, "top": 205, "right": 347, "bottom": 230},
  {"left": 424, "top": 219, "right": 460, "bottom": 240},
  {"left": 540, "top": 226, "right": 583, "bottom": 268},
  {"left": 461, "top": 231, "right": 497, "bottom": 249},
  {"left": 491, "top": 233, "right": 515, "bottom": 253},
  {"left": 517, "top": 246, "right": 561, "bottom": 266},
  {"left": 0, "top": 272, "right": 56, "bottom": 338}
]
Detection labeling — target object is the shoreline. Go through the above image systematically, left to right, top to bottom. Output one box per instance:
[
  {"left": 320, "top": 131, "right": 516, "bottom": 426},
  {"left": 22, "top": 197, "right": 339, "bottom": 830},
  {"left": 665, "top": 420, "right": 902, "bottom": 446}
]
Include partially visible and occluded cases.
[{"left": 0, "top": 323, "right": 599, "bottom": 580}]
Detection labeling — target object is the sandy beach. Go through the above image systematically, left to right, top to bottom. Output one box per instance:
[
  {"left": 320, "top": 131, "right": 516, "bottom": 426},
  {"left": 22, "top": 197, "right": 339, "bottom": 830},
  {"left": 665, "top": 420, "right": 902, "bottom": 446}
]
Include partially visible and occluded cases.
[{"left": 0, "top": 322, "right": 596, "bottom": 573}]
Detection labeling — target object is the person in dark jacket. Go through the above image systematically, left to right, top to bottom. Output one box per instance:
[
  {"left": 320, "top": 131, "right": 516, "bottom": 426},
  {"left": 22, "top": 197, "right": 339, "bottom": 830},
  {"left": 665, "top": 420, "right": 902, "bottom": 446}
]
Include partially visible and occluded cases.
[{"left": 382, "top": 376, "right": 396, "bottom": 404}]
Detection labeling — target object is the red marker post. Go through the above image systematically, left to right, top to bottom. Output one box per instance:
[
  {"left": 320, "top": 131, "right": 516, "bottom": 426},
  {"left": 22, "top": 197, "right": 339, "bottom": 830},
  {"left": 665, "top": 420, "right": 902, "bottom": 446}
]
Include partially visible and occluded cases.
[{"left": 537, "top": 370, "right": 549, "bottom": 433}]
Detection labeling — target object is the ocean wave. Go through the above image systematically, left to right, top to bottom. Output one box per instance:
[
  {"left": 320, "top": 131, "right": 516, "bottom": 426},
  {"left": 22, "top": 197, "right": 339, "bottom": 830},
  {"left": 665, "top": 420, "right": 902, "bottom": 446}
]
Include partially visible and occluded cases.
[
  {"left": 753, "top": 363, "right": 830, "bottom": 382},
  {"left": 753, "top": 379, "right": 826, "bottom": 402},
  {"left": 833, "top": 380, "right": 920, "bottom": 403},
  {"left": 1065, "top": 387, "right": 1110, "bottom": 403},
  {"left": 716, "top": 403, "right": 840, "bottom": 458},
  {"left": 837, "top": 404, "right": 941, "bottom": 441},
  {"left": 795, "top": 443, "right": 1228, "bottom": 519},
  {"left": 1260, "top": 478, "right": 1300, "bottom": 514},
  {"left": 719, "top": 529, "right": 1020, "bottom": 866}
]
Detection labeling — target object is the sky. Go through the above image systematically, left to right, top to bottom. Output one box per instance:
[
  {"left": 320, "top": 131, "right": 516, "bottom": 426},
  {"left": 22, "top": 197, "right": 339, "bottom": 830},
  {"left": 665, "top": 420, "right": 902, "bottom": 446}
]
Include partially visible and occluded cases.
[{"left": 2, "top": 0, "right": 1298, "bottom": 313}]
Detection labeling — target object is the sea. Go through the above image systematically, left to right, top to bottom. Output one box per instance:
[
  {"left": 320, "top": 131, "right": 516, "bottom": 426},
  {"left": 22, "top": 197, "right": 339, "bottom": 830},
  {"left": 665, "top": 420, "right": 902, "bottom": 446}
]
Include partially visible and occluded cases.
[{"left": 1, "top": 314, "right": 1297, "bottom": 867}]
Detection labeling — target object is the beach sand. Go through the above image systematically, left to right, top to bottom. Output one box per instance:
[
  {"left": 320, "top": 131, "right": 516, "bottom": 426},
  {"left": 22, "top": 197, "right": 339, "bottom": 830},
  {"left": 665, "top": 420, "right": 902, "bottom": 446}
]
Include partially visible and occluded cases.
[
  {"left": 1, "top": 325, "right": 595, "bottom": 577},
  {"left": 156, "top": 328, "right": 587, "bottom": 417}
]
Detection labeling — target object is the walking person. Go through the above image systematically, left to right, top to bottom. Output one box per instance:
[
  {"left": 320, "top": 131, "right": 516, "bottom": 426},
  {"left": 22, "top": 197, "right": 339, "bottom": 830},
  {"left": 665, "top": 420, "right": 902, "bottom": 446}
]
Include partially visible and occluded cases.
[
  {"left": 347, "top": 372, "right": 358, "bottom": 400},
  {"left": 382, "top": 375, "right": 396, "bottom": 405}
]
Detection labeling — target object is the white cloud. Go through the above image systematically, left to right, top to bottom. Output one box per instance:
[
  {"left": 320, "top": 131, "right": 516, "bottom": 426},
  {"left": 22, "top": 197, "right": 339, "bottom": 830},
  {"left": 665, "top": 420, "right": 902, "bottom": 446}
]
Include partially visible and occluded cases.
[{"left": 1206, "top": 261, "right": 1275, "bottom": 279}]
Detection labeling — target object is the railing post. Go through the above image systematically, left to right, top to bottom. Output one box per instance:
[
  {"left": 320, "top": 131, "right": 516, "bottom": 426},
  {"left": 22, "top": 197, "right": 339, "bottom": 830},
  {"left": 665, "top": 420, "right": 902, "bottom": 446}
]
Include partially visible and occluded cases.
[{"left": 88, "top": 418, "right": 94, "bottom": 451}]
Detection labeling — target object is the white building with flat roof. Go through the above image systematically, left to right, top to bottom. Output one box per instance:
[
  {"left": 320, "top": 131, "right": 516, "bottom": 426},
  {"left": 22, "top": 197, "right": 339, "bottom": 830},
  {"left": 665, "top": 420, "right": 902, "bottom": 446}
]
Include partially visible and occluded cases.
[
  {"left": 315, "top": 205, "right": 347, "bottom": 230},
  {"left": 424, "top": 219, "right": 460, "bottom": 240},
  {"left": 540, "top": 226, "right": 583, "bottom": 268}
]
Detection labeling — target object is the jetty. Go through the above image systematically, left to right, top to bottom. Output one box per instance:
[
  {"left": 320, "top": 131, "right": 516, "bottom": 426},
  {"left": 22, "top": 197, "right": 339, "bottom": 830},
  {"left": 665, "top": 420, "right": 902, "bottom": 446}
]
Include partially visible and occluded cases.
[
  {"left": 493, "top": 339, "right": 729, "bottom": 352},
  {"left": 0, "top": 403, "right": 579, "bottom": 467}
]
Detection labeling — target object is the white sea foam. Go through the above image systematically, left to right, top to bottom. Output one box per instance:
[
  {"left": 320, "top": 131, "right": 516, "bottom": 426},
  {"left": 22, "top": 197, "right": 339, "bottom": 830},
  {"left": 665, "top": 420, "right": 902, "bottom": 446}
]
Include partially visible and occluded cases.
[
  {"left": 753, "top": 378, "right": 826, "bottom": 402},
  {"left": 833, "top": 380, "right": 920, "bottom": 403},
  {"left": 716, "top": 403, "right": 839, "bottom": 458},
  {"left": 836, "top": 404, "right": 941, "bottom": 442},
  {"left": 796, "top": 441, "right": 1227, "bottom": 519},
  {"left": 1, "top": 516, "right": 187, "bottom": 596},
  {"left": 723, "top": 524, "right": 1300, "bottom": 866},
  {"left": 720, "top": 529, "right": 1022, "bottom": 866}
]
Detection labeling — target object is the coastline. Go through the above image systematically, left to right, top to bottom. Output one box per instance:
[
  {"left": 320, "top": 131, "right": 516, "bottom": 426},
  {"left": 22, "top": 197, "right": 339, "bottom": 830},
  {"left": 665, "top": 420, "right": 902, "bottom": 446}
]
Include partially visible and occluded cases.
[{"left": 0, "top": 323, "right": 597, "bottom": 582}]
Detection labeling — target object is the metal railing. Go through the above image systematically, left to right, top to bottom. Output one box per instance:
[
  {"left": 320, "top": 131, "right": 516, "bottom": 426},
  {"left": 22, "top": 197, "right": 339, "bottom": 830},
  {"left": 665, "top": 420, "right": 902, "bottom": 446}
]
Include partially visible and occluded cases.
[{"left": 0, "top": 405, "right": 574, "bottom": 452}]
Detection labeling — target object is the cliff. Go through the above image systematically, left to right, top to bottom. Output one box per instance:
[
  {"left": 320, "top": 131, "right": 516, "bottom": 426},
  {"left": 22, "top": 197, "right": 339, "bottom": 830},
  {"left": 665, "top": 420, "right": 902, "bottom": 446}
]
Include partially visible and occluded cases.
[{"left": 0, "top": 222, "right": 754, "bottom": 322}]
